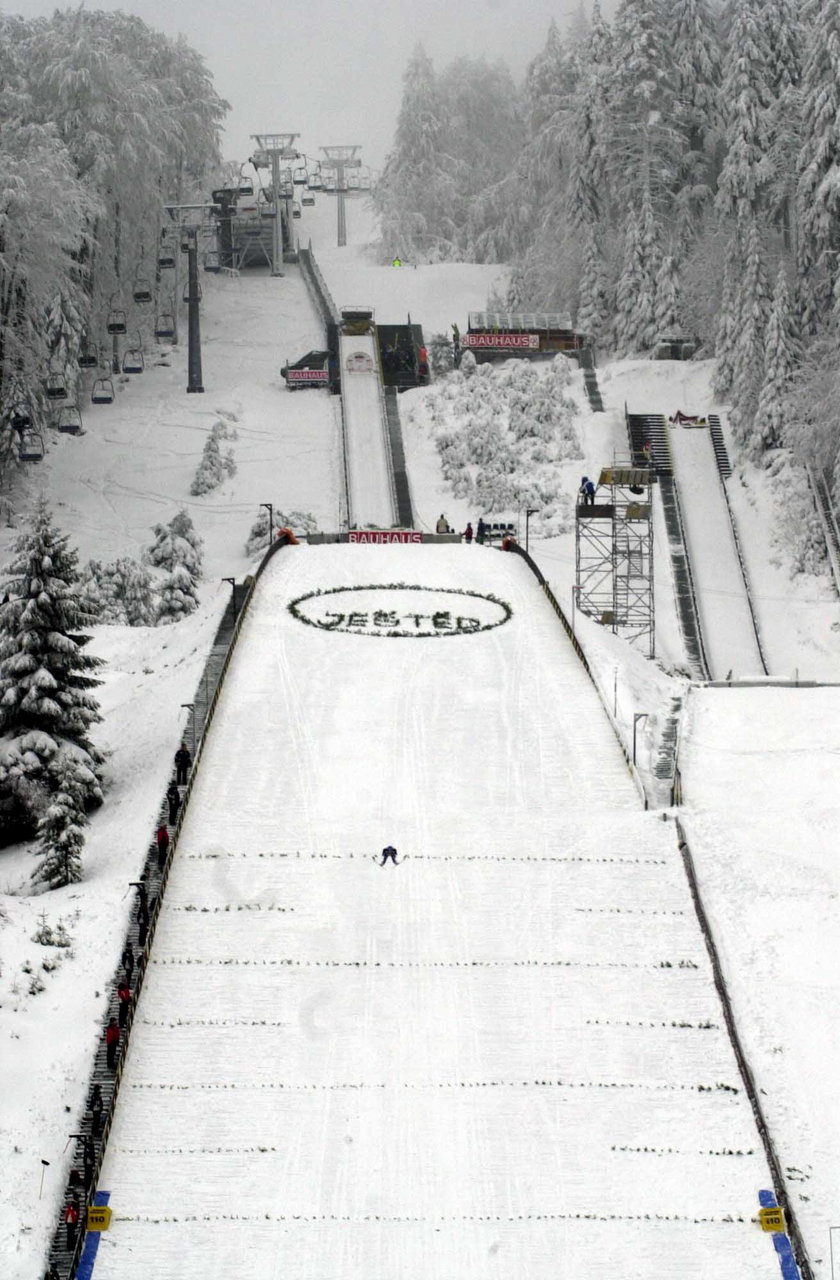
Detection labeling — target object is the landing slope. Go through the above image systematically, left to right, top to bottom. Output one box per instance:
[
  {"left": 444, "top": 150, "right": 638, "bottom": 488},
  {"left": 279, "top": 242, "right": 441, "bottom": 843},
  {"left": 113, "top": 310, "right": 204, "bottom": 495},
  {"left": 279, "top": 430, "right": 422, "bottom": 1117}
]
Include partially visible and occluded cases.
[{"left": 97, "top": 545, "right": 775, "bottom": 1280}]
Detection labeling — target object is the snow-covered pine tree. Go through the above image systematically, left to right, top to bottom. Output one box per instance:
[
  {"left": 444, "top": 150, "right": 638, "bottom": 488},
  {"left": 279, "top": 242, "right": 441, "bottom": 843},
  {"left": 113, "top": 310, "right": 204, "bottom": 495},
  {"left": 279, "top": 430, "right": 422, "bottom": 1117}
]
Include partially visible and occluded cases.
[
  {"left": 607, "top": 0, "right": 677, "bottom": 207},
  {"left": 668, "top": 0, "right": 723, "bottom": 224},
  {"left": 715, "top": 0, "right": 772, "bottom": 220},
  {"left": 761, "top": 0, "right": 804, "bottom": 244},
  {"left": 797, "top": 0, "right": 840, "bottom": 271},
  {"left": 632, "top": 185, "right": 661, "bottom": 350},
  {"left": 613, "top": 206, "right": 644, "bottom": 356},
  {"left": 730, "top": 217, "right": 771, "bottom": 442},
  {"left": 577, "top": 226, "right": 610, "bottom": 346},
  {"left": 713, "top": 233, "right": 743, "bottom": 396},
  {"left": 654, "top": 254, "right": 682, "bottom": 338},
  {"left": 752, "top": 263, "right": 800, "bottom": 455},
  {"left": 190, "top": 428, "right": 236, "bottom": 496},
  {"left": 0, "top": 500, "right": 104, "bottom": 847},
  {"left": 147, "top": 508, "right": 203, "bottom": 578},
  {"left": 119, "top": 559, "right": 156, "bottom": 626},
  {"left": 157, "top": 563, "right": 199, "bottom": 625},
  {"left": 32, "top": 753, "right": 90, "bottom": 888}
]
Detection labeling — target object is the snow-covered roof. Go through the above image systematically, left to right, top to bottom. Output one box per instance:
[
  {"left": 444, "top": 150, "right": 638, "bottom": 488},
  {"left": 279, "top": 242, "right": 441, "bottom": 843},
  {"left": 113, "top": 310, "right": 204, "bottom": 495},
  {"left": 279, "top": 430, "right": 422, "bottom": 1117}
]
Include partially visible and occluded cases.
[{"left": 468, "top": 310, "right": 574, "bottom": 332}]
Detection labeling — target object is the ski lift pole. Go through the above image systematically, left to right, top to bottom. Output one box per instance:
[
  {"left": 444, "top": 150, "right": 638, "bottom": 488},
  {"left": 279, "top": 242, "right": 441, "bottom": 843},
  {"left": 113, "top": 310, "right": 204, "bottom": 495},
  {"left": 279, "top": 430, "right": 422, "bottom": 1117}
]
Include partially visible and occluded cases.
[
  {"left": 270, "top": 150, "right": 285, "bottom": 276},
  {"left": 185, "top": 232, "right": 204, "bottom": 394}
]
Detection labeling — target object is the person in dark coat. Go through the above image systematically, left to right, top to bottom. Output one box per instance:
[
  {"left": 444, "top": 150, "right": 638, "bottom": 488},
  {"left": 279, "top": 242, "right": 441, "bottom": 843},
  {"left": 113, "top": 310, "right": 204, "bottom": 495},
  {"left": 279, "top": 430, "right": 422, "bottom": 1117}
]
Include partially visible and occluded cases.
[
  {"left": 579, "top": 476, "right": 596, "bottom": 506},
  {"left": 476, "top": 518, "right": 487, "bottom": 545},
  {"left": 462, "top": 522, "right": 474, "bottom": 544},
  {"left": 174, "top": 742, "right": 192, "bottom": 785},
  {"left": 166, "top": 783, "right": 181, "bottom": 826},
  {"left": 155, "top": 823, "right": 170, "bottom": 869},
  {"left": 379, "top": 845, "right": 399, "bottom": 866},
  {"left": 129, "top": 877, "right": 148, "bottom": 912},
  {"left": 136, "top": 899, "right": 150, "bottom": 950},
  {"left": 121, "top": 941, "right": 134, "bottom": 986},
  {"left": 117, "top": 979, "right": 131, "bottom": 1028},
  {"left": 105, "top": 1017, "right": 120, "bottom": 1070},
  {"left": 89, "top": 1083, "right": 104, "bottom": 1136},
  {"left": 64, "top": 1198, "right": 80, "bottom": 1250}
]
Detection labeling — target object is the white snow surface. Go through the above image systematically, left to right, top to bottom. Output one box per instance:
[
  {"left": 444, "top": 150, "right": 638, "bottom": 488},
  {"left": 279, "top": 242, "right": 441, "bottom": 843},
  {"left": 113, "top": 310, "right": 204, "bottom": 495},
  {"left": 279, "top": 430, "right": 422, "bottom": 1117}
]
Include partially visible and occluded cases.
[
  {"left": 1, "top": 200, "right": 840, "bottom": 1280},
  {"left": 339, "top": 332, "right": 395, "bottom": 527},
  {"left": 669, "top": 425, "right": 764, "bottom": 678},
  {"left": 95, "top": 545, "right": 774, "bottom": 1280}
]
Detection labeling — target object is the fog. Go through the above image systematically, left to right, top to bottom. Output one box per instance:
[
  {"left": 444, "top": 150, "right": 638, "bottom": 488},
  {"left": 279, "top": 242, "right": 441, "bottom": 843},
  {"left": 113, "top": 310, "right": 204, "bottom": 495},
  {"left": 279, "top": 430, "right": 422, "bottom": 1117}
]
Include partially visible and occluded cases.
[{"left": 7, "top": 0, "right": 617, "bottom": 170}]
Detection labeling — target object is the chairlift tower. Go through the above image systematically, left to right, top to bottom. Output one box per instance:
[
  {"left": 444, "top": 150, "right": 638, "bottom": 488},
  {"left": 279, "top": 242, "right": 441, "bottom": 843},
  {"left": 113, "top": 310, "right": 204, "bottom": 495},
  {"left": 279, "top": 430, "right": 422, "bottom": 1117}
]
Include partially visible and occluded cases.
[
  {"left": 251, "top": 133, "right": 300, "bottom": 275},
  {"left": 321, "top": 146, "right": 362, "bottom": 247},
  {"left": 164, "top": 204, "right": 216, "bottom": 393},
  {"left": 575, "top": 458, "right": 655, "bottom": 658}
]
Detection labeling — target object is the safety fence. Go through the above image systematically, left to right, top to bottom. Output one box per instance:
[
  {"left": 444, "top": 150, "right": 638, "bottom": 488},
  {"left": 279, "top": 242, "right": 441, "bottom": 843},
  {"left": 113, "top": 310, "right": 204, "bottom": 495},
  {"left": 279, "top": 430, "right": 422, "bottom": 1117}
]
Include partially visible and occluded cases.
[{"left": 45, "top": 537, "right": 293, "bottom": 1280}]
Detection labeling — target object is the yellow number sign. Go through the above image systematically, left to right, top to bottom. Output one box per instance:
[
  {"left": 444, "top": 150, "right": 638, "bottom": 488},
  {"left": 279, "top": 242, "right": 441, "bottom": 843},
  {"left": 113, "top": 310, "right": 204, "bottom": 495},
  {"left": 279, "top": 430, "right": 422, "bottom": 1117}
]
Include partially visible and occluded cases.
[
  {"left": 86, "top": 1205, "right": 112, "bottom": 1232},
  {"left": 758, "top": 1206, "right": 786, "bottom": 1233}
]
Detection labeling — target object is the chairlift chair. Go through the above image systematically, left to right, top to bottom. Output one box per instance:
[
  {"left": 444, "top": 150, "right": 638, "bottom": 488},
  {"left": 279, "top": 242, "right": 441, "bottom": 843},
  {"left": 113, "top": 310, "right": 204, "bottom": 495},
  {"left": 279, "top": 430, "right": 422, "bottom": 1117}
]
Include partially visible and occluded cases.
[
  {"left": 293, "top": 167, "right": 308, "bottom": 186},
  {"left": 308, "top": 174, "right": 324, "bottom": 192},
  {"left": 238, "top": 181, "right": 254, "bottom": 197},
  {"left": 301, "top": 193, "right": 315, "bottom": 207},
  {"left": 292, "top": 202, "right": 301, "bottom": 219},
  {"left": 158, "top": 249, "right": 176, "bottom": 269},
  {"left": 203, "top": 250, "right": 221, "bottom": 273},
  {"left": 132, "top": 277, "right": 153, "bottom": 303},
  {"left": 182, "top": 282, "right": 203, "bottom": 304},
  {"left": 106, "top": 307, "right": 127, "bottom": 335},
  {"left": 155, "top": 312, "right": 175, "bottom": 340},
  {"left": 78, "top": 341, "right": 99, "bottom": 369},
  {"left": 123, "top": 348, "right": 145, "bottom": 374},
  {"left": 45, "top": 372, "right": 68, "bottom": 401},
  {"left": 91, "top": 377, "right": 115, "bottom": 405},
  {"left": 10, "top": 403, "right": 31, "bottom": 431},
  {"left": 57, "top": 404, "right": 84, "bottom": 434},
  {"left": 18, "top": 429, "right": 44, "bottom": 462}
]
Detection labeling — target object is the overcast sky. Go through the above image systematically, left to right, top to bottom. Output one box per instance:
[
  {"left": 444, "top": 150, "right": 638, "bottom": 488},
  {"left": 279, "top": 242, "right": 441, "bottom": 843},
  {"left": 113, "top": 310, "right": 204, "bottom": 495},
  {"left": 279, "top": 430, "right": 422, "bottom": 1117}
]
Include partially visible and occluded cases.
[{"left": 8, "top": 0, "right": 618, "bottom": 171}]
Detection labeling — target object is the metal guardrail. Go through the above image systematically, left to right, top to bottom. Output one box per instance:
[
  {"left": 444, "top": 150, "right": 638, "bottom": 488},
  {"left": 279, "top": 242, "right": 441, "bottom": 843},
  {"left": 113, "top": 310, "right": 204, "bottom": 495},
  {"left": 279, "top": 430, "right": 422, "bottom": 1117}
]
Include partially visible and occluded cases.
[
  {"left": 299, "top": 243, "right": 340, "bottom": 326},
  {"left": 807, "top": 461, "right": 840, "bottom": 597},
  {"left": 46, "top": 538, "right": 294, "bottom": 1280}
]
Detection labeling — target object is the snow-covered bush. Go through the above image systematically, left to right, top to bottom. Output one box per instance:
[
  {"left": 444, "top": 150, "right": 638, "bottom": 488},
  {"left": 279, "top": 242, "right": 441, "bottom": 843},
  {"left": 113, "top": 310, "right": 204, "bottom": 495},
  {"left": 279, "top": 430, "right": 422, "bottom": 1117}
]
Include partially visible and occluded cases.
[
  {"left": 428, "top": 332, "right": 454, "bottom": 377},
  {"left": 405, "top": 355, "right": 582, "bottom": 536},
  {"left": 190, "top": 419, "right": 237, "bottom": 496},
  {"left": 764, "top": 453, "right": 829, "bottom": 580},
  {"left": 0, "top": 501, "right": 104, "bottom": 860},
  {"left": 244, "top": 508, "right": 318, "bottom": 558},
  {"left": 81, "top": 557, "right": 156, "bottom": 626}
]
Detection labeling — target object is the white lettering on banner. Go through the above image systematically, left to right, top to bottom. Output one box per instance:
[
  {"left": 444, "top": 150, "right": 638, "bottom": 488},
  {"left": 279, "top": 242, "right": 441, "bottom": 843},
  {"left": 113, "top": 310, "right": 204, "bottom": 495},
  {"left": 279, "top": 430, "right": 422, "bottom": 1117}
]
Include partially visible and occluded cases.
[
  {"left": 462, "top": 332, "right": 540, "bottom": 349},
  {"left": 287, "top": 368, "right": 328, "bottom": 382},
  {"left": 348, "top": 530, "right": 422, "bottom": 544}
]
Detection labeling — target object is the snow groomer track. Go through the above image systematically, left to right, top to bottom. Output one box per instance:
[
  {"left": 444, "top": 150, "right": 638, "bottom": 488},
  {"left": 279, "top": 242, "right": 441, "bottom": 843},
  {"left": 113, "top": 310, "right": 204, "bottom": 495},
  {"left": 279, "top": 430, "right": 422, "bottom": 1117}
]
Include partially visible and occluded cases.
[{"left": 97, "top": 543, "right": 781, "bottom": 1280}]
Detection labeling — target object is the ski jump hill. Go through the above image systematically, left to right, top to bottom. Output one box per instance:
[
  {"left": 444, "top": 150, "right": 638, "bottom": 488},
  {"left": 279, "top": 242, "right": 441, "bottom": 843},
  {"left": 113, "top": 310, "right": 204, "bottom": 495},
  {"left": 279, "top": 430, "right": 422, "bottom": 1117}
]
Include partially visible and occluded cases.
[{"left": 95, "top": 542, "right": 779, "bottom": 1280}]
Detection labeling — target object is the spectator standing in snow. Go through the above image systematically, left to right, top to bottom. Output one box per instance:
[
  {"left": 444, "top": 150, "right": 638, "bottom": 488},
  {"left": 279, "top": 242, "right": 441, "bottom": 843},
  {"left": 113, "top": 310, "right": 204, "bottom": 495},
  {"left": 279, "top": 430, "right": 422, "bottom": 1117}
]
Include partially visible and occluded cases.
[
  {"left": 642, "top": 440, "right": 652, "bottom": 466},
  {"left": 579, "top": 476, "right": 596, "bottom": 506},
  {"left": 435, "top": 514, "right": 449, "bottom": 534},
  {"left": 476, "top": 518, "right": 487, "bottom": 545},
  {"left": 462, "top": 522, "right": 474, "bottom": 544},
  {"left": 174, "top": 742, "right": 192, "bottom": 785},
  {"left": 167, "top": 782, "right": 181, "bottom": 826},
  {"left": 156, "top": 822, "right": 170, "bottom": 870},
  {"left": 380, "top": 845, "right": 399, "bottom": 866},
  {"left": 129, "top": 877, "right": 148, "bottom": 913},
  {"left": 137, "top": 899, "right": 150, "bottom": 950},
  {"left": 121, "top": 941, "right": 134, "bottom": 986},
  {"left": 117, "top": 979, "right": 131, "bottom": 1028},
  {"left": 105, "top": 1017, "right": 120, "bottom": 1070},
  {"left": 89, "top": 1083, "right": 104, "bottom": 1136},
  {"left": 64, "top": 1197, "right": 80, "bottom": 1251}
]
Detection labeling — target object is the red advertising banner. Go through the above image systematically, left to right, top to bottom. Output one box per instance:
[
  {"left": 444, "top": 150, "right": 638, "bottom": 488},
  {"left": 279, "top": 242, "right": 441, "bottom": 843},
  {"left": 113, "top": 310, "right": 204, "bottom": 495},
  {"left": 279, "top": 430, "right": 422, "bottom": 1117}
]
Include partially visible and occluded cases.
[
  {"left": 462, "top": 332, "right": 540, "bottom": 349},
  {"left": 287, "top": 368, "right": 329, "bottom": 383},
  {"left": 348, "top": 530, "right": 422, "bottom": 544}
]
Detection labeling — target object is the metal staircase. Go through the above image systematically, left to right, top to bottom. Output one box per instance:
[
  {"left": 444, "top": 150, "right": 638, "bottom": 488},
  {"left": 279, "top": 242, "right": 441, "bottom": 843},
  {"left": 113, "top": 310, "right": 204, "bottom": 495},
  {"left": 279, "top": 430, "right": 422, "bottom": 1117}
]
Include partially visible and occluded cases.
[
  {"left": 578, "top": 346, "right": 605, "bottom": 412},
  {"left": 384, "top": 388, "right": 414, "bottom": 527},
  {"left": 707, "top": 414, "right": 733, "bottom": 479},
  {"left": 808, "top": 463, "right": 840, "bottom": 596}
]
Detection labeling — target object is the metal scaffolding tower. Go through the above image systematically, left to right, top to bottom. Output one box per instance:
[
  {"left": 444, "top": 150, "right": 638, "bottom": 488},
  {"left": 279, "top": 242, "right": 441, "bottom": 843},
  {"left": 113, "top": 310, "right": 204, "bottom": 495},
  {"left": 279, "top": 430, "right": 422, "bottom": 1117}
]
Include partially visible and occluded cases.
[
  {"left": 250, "top": 132, "right": 300, "bottom": 275},
  {"left": 320, "top": 145, "right": 362, "bottom": 247},
  {"left": 575, "top": 460, "right": 655, "bottom": 657}
]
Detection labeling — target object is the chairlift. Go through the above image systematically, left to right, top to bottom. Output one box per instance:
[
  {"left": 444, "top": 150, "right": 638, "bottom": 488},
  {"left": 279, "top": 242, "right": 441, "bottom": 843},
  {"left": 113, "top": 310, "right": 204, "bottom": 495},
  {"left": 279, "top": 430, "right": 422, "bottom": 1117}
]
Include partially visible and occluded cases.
[
  {"left": 293, "top": 167, "right": 308, "bottom": 186},
  {"left": 348, "top": 173, "right": 360, "bottom": 191},
  {"left": 308, "top": 174, "right": 324, "bottom": 192},
  {"left": 238, "top": 181, "right": 255, "bottom": 197},
  {"left": 301, "top": 193, "right": 315, "bottom": 207},
  {"left": 292, "top": 202, "right": 301, "bottom": 219},
  {"left": 245, "top": 225, "right": 263, "bottom": 238},
  {"left": 158, "top": 249, "right": 176, "bottom": 269},
  {"left": 203, "top": 250, "right": 221, "bottom": 273},
  {"left": 132, "top": 276, "right": 153, "bottom": 303},
  {"left": 182, "top": 282, "right": 203, "bottom": 304},
  {"left": 106, "top": 302, "right": 127, "bottom": 335},
  {"left": 155, "top": 312, "right": 175, "bottom": 340},
  {"left": 78, "top": 341, "right": 99, "bottom": 369},
  {"left": 123, "top": 347, "right": 145, "bottom": 374},
  {"left": 45, "top": 372, "right": 68, "bottom": 401},
  {"left": 91, "top": 377, "right": 115, "bottom": 405},
  {"left": 10, "top": 403, "right": 31, "bottom": 431},
  {"left": 57, "top": 404, "right": 84, "bottom": 435},
  {"left": 18, "top": 428, "right": 44, "bottom": 462}
]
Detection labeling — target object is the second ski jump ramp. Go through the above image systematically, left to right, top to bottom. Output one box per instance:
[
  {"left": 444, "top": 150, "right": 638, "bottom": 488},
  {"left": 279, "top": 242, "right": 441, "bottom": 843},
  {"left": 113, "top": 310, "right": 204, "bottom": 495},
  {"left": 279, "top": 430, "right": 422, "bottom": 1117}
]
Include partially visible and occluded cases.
[
  {"left": 339, "top": 331, "right": 395, "bottom": 528},
  {"left": 96, "top": 544, "right": 777, "bottom": 1280}
]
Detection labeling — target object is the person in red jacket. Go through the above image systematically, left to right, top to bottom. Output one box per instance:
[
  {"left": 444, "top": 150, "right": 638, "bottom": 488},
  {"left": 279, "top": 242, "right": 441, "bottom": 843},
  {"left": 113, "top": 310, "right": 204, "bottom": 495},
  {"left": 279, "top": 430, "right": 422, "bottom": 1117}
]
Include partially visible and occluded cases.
[
  {"left": 155, "top": 823, "right": 170, "bottom": 870},
  {"left": 105, "top": 1017, "right": 120, "bottom": 1070},
  {"left": 64, "top": 1197, "right": 80, "bottom": 1250}
]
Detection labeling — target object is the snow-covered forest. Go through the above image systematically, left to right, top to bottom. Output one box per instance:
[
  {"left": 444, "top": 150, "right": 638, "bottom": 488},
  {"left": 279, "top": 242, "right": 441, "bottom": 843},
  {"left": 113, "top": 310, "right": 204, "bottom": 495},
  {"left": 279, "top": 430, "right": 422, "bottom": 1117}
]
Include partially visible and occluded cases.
[
  {"left": 376, "top": 0, "right": 840, "bottom": 490},
  {"left": 0, "top": 7, "right": 227, "bottom": 481}
]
